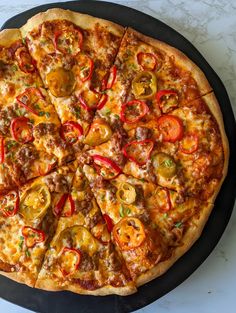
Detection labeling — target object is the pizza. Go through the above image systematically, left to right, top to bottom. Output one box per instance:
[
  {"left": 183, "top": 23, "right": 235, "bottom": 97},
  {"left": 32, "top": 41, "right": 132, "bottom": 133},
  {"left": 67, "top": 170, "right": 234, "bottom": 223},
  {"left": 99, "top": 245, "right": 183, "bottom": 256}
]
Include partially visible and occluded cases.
[{"left": 0, "top": 8, "right": 229, "bottom": 296}]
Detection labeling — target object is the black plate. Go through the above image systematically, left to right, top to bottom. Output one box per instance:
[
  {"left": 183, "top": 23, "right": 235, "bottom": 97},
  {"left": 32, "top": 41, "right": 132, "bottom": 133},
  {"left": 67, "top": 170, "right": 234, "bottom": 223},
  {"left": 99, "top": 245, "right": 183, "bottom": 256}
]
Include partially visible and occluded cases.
[{"left": 1, "top": 1, "right": 236, "bottom": 312}]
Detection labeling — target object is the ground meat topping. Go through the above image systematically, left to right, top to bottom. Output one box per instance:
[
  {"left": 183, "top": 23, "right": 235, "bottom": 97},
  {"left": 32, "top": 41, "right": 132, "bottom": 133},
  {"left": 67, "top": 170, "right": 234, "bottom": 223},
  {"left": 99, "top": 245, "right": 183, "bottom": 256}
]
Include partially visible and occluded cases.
[
  {"left": 33, "top": 122, "right": 57, "bottom": 138},
  {"left": 135, "top": 126, "right": 151, "bottom": 140},
  {"left": 17, "top": 144, "right": 38, "bottom": 165},
  {"left": 44, "top": 172, "right": 69, "bottom": 193},
  {"left": 74, "top": 192, "right": 93, "bottom": 215},
  {"left": 104, "top": 243, "right": 122, "bottom": 271},
  {"left": 79, "top": 250, "right": 99, "bottom": 272}
]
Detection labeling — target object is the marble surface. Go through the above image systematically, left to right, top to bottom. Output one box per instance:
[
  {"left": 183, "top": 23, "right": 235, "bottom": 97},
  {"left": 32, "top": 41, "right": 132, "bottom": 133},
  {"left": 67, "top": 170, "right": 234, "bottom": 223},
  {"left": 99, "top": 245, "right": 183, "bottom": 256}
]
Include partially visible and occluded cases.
[{"left": 0, "top": 1, "right": 235, "bottom": 312}]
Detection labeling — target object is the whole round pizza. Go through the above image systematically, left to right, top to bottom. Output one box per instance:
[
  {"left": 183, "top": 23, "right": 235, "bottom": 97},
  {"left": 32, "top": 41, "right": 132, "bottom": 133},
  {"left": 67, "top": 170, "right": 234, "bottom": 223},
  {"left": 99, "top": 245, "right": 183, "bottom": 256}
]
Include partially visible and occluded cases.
[{"left": 0, "top": 8, "right": 229, "bottom": 296}]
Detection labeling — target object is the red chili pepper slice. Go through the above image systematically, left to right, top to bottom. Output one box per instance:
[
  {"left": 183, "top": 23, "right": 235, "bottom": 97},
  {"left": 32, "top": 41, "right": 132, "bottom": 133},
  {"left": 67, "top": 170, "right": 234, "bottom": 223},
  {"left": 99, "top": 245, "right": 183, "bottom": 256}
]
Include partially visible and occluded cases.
[
  {"left": 54, "top": 28, "right": 83, "bottom": 56},
  {"left": 15, "top": 47, "right": 35, "bottom": 74},
  {"left": 137, "top": 52, "right": 158, "bottom": 71},
  {"left": 77, "top": 54, "right": 94, "bottom": 82},
  {"left": 101, "top": 65, "right": 117, "bottom": 91},
  {"left": 16, "top": 87, "right": 45, "bottom": 116},
  {"left": 79, "top": 89, "right": 108, "bottom": 111},
  {"left": 156, "top": 90, "right": 178, "bottom": 113},
  {"left": 96, "top": 94, "right": 108, "bottom": 110},
  {"left": 120, "top": 100, "right": 149, "bottom": 124},
  {"left": 157, "top": 115, "right": 184, "bottom": 143},
  {"left": 10, "top": 117, "right": 34, "bottom": 144},
  {"left": 60, "top": 121, "right": 83, "bottom": 145},
  {"left": 179, "top": 133, "right": 199, "bottom": 154},
  {"left": 0, "top": 137, "right": 4, "bottom": 164},
  {"left": 122, "top": 139, "right": 154, "bottom": 166},
  {"left": 92, "top": 155, "right": 122, "bottom": 180},
  {"left": 159, "top": 188, "right": 172, "bottom": 212},
  {"left": 0, "top": 190, "right": 19, "bottom": 217},
  {"left": 53, "top": 193, "right": 69, "bottom": 217},
  {"left": 60, "top": 194, "right": 75, "bottom": 217},
  {"left": 103, "top": 214, "right": 114, "bottom": 233},
  {"left": 22, "top": 226, "right": 46, "bottom": 248},
  {"left": 59, "top": 247, "right": 81, "bottom": 276}
]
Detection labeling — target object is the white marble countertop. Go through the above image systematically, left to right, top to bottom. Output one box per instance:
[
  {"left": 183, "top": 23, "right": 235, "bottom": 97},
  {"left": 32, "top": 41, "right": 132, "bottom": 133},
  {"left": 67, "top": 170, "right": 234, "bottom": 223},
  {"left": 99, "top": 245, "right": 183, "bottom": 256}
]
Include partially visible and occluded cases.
[{"left": 0, "top": 1, "right": 235, "bottom": 312}]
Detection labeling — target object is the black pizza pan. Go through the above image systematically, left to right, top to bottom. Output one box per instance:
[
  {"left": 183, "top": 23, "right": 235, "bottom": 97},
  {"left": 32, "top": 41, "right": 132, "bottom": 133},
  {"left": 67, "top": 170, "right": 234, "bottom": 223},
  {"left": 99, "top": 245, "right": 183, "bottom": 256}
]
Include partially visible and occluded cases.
[{"left": 1, "top": 1, "right": 236, "bottom": 312}]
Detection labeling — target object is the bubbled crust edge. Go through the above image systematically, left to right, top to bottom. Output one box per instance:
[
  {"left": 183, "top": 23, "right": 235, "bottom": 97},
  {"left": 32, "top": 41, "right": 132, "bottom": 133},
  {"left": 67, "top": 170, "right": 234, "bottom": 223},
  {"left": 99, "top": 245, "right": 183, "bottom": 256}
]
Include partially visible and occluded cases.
[{"left": 20, "top": 8, "right": 124, "bottom": 38}]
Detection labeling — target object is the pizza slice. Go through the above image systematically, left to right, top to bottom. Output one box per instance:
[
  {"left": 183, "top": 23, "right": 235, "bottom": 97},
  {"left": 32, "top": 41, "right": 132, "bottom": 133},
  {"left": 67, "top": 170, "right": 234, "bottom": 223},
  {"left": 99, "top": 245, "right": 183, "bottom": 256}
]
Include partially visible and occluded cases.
[
  {"left": 20, "top": 8, "right": 125, "bottom": 146},
  {"left": 97, "top": 27, "right": 212, "bottom": 127},
  {"left": 0, "top": 29, "right": 75, "bottom": 192},
  {"left": 122, "top": 93, "right": 228, "bottom": 200},
  {"left": 0, "top": 162, "right": 76, "bottom": 287},
  {"left": 83, "top": 164, "right": 214, "bottom": 285},
  {"left": 83, "top": 164, "right": 168, "bottom": 281},
  {"left": 36, "top": 166, "right": 136, "bottom": 295}
]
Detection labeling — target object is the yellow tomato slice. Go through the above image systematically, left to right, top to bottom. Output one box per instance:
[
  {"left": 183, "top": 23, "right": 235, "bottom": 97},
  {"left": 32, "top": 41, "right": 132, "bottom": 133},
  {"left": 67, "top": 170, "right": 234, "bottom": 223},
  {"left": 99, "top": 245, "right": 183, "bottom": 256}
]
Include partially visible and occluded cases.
[
  {"left": 46, "top": 67, "right": 75, "bottom": 97},
  {"left": 132, "top": 71, "right": 157, "bottom": 100},
  {"left": 84, "top": 120, "right": 112, "bottom": 146},
  {"left": 116, "top": 182, "right": 136, "bottom": 205},
  {"left": 19, "top": 183, "right": 51, "bottom": 222},
  {"left": 113, "top": 217, "right": 146, "bottom": 250},
  {"left": 55, "top": 225, "right": 98, "bottom": 256}
]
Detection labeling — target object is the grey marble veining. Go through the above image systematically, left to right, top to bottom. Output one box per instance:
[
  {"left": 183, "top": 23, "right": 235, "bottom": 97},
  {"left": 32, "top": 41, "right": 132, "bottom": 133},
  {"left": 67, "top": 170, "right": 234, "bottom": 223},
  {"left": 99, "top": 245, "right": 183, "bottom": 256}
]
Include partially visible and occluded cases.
[{"left": 0, "top": 1, "right": 235, "bottom": 313}]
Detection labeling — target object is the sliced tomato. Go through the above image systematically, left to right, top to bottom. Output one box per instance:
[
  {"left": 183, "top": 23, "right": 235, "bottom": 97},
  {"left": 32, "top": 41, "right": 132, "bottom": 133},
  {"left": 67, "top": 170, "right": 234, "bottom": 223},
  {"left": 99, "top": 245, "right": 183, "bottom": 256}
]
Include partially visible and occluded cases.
[
  {"left": 53, "top": 28, "right": 83, "bottom": 56},
  {"left": 15, "top": 47, "right": 35, "bottom": 73},
  {"left": 137, "top": 52, "right": 158, "bottom": 71},
  {"left": 76, "top": 54, "right": 94, "bottom": 82},
  {"left": 101, "top": 65, "right": 117, "bottom": 91},
  {"left": 16, "top": 87, "right": 45, "bottom": 116},
  {"left": 79, "top": 89, "right": 108, "bottom": 111},
  {"left": 156, "top": 90, "right": 178, "bottom": 113},
  {"left": 120, "top": 100, "right": 149, "bottom": 124},
  {"left": 157, "top": 115, "right": 184, "bottom": 143},
  {"left": 10, "top": 117, "right": 34, "bottom": 144},
  {"left": 60, "top": 121, "right": 83, "bottom": 145},
  {"left": 179, "top": 133, "right": 199, "bottom": 154},
  {"left": 0, "top": 137, "right": 4, "bottom": 164},
  {"left": 122, "top": 139, "right": 154, "bottom": 166},
  {"left": 92, "top": 155, "right": 122, "bottom": 180},
  {"left": 0, "top": 190, "right": 19, "bottom": 217},
  {"left": 53, "top": 193, "right": 69, "bottom": 217},
  {"left": 103, "top": 214, "right": 114, "bottom": 233},
  {"left": 113, "top": 217, "right": 146, "bottom": 250},
  {"left": 22, "top": 226, "right": 46, "bottom": 248},
  {"left": 59, "top": 247, "right": 81, "bottom": 276}
]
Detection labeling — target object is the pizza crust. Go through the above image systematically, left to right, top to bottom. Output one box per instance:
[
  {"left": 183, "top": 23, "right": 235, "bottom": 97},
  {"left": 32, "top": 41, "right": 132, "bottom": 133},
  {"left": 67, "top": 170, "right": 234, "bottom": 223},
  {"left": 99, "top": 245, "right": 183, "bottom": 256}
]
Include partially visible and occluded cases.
[
  {"left": 20, "top": 8, "right": 124, "bottom": 38},
  {"left": 127, "top": 28, "right": 212, "bottom": 97},
  {"left": 0, "top": 29, "right": 21, "bottom": 46},
  {"left": 199, "top": 92, "right": 229, "bottom": 203},
  {"left": 136, "top": 202, "right": 214, "bottom": 286},
  {"left": 0, "top": 270, "right": 35, "bottom": 287},
  {"left": 36, "top": 276, "right": 136, "bottom": 296}
]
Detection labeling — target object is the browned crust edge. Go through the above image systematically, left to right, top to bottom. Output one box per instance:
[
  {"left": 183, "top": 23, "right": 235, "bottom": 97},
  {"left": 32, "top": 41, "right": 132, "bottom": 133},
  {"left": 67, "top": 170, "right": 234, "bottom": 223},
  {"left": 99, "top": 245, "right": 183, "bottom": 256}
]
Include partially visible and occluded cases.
[
  {"left": 20, "top": 8, "right": 124, "bottom": 38},
  {"left": 127, "top": 27, "right": 212, "bottom": 97},
  {"left": 0, "top": 29, "right": 22, "bottom": 46},
  {"left": 200, "top": 92, "right": 229, "bottom": 203},
  {"left": 136, "top": 203, "right": 214, "bottom": 286},
  {"left": 0, "top": 270, "right": 35, "bottom": 287},
  {"left": 35, "top": 276, "right": 136, "bottom": 296}
]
